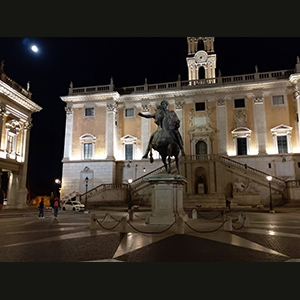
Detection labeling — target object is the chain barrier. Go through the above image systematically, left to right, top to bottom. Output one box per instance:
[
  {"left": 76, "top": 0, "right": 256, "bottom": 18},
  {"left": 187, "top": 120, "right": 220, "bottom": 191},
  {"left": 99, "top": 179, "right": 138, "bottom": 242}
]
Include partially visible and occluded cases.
[
  {"left": 196, "top": 210, "right": 223, "bottom": 220},
  {"left": 92, "top": 211, "right": 248, "bottom": 234},
  {"left": 232, "top": 216, "right": 246, "bottom": 230},
  {"left": 96, "top": 218, "right": 121, "bottom": 230},
  {"left": 126, "top": 220, "right": 176, "bottom": 234},
  {"left": 184, "top": 220, "right": 227, "bottom": 233}
]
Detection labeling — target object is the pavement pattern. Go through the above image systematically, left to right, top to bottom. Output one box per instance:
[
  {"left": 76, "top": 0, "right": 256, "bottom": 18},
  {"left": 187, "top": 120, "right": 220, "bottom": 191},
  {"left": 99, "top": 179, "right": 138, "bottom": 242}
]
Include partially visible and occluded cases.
[{"left": 1, "top": 206, "right": 300, "bottom": 262}]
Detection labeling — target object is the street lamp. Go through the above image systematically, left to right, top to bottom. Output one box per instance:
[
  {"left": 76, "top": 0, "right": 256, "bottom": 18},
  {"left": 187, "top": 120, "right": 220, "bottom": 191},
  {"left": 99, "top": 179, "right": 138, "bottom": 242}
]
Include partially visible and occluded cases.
[
  {"left": 84, "top": 176, "right": 89, "bottom": 208},
  {"left": 266, "top": 176, "right": 274, "bottom": 213},
  {"left": 127, "top": 178, "right": 133, "bottom": 211}
]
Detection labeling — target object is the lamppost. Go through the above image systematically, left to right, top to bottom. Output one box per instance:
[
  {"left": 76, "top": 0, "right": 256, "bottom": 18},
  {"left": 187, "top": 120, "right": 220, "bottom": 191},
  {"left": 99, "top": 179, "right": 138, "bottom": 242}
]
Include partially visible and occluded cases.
[
  {"left": 84, "top": 176, "right": 89, "bottom": 209},
  {"left": 266, "top": 176, "right": 274, "bottom": 213},
  {"left": 127, "top": 178, "right": 133, "bottom": 211},
  {"left": 54, "top": 179, "right": 61, "bottom": 199}
]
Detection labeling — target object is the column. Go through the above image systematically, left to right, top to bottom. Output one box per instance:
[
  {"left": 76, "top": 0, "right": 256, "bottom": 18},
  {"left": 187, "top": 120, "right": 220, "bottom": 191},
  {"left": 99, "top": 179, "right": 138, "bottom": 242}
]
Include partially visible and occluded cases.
[
  {"left": 253, "top": 95, "right": 267, "bottom": 154},
  {"left": 216, "top": 99, "right": 227, "bottom": 155},
  {"left": 106, "top": 102, "right": 118, "bottom": 160},
  {"left": 140, "top": 104, "right": 151, "bottom": 156},
  {"left": 0, "top": 105, "right": 5, "bottom": 150},
  {"left": 63, "top": 106, "right": 73, "bottom": 160}
]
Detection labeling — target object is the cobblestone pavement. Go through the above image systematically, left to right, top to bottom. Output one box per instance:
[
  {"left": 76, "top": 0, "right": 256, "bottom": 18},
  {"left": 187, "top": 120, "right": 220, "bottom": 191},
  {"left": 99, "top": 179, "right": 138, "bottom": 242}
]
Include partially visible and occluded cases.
[{"left": 1, "top": 206, "right": 300, "bottom": 262}]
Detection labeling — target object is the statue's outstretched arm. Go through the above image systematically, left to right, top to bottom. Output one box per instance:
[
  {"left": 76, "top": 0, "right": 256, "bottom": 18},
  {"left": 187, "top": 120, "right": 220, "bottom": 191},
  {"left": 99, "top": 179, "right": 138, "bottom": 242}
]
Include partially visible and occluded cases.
[{"left": 138, "top": 112, "right": 155, "bottom": 119}]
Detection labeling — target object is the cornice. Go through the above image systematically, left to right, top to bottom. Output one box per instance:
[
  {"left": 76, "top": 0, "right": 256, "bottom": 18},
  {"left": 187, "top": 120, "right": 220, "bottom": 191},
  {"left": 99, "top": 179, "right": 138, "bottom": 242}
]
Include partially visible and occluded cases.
[
  {"left": 0, "top": 80, "right": 42, "bottom": 113},
  {"left": 60, "top": 92, "right": 120, "bottom": 103}
]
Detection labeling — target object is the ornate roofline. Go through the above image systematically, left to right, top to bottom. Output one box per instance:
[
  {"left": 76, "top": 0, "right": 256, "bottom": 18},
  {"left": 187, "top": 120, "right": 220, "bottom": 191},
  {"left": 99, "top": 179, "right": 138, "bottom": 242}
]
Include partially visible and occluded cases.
[{"left": 0, "top": 80, "right": 42, "bottom": 113}]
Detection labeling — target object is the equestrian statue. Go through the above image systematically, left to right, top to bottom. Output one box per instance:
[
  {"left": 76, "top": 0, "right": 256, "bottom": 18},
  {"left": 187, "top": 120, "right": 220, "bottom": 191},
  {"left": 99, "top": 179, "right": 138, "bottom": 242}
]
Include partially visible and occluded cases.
[{"left": 138, "top": 100, "right": 185, "bottom": 173}]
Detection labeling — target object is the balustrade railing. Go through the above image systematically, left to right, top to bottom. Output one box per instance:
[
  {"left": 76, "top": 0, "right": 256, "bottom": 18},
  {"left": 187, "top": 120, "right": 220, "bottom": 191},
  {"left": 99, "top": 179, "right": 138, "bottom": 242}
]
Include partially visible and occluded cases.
[
  {"left": 68, "top": 68, "right": 295, "bottom": 96},
  {"left": 0, "top": 72, "right": 32, "bottom": 99}
]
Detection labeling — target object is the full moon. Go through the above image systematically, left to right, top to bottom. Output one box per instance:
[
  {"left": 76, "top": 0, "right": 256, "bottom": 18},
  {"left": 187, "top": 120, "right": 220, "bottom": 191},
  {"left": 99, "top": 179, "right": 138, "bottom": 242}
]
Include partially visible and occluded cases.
[{"left": 31, "top": 45, "right": 38, "bottom": 53}]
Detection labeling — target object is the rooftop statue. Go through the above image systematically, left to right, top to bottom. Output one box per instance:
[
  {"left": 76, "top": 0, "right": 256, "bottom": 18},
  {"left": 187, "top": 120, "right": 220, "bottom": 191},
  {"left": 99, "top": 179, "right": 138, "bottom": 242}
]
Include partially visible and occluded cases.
[{"left": 138, "top": 100, "right": 185, "bottom": 173}]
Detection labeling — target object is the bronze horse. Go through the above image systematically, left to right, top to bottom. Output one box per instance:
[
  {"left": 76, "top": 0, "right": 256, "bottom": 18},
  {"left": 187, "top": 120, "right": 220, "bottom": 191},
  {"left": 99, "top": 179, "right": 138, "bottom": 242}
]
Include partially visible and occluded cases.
[{"left": 139, "top": 103, "right": 181, "bottom": 173}]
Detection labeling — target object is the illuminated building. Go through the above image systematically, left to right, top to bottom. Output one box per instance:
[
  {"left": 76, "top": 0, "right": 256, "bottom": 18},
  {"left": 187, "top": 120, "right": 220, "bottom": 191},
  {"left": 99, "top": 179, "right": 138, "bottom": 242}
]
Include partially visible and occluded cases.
[
  {"left": 60, "top": 38, "right": 300, "bottom": 208},
  {"left": 0, "top": 62, "right": 42, "bottom": 208}
]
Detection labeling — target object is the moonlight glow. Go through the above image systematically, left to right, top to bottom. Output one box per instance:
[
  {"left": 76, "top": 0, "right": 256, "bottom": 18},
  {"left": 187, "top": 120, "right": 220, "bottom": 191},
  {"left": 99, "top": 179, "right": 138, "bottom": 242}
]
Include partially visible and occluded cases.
[{"left": 31, "top": 45, "right": 38, "bottom": 53}]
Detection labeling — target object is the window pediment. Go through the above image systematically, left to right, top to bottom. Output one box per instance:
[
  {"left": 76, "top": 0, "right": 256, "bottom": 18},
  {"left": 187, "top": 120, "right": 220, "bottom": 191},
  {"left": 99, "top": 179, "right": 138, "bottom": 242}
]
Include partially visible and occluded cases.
[
  {"left": 271, "top": 124, "right": 292, "bottom": 135},
  {"left": 231, "top": 127, "right": 251, "bottom": 137},
  {"left": 121, "top": 135, "right": 137, "bottom": 143}
]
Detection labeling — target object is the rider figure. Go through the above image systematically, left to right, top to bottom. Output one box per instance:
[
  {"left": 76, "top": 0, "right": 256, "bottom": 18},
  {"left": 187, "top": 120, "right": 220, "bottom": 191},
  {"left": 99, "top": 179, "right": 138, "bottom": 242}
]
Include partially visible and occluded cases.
[{"left": 138, "top": 100, "right": 186, "bottom": 158}]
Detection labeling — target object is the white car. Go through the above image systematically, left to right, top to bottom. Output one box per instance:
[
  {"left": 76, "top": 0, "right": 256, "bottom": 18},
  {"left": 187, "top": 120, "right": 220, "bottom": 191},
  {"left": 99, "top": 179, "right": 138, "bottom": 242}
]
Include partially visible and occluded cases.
[{"left": 62, "top": 200, "right": 85, "bottom": 212}]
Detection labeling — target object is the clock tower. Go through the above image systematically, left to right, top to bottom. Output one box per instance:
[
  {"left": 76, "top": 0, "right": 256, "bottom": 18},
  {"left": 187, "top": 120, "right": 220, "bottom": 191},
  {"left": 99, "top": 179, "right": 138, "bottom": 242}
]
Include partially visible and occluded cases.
[{"left": 186, "top": 37, "right": 216, "bottom": 84}]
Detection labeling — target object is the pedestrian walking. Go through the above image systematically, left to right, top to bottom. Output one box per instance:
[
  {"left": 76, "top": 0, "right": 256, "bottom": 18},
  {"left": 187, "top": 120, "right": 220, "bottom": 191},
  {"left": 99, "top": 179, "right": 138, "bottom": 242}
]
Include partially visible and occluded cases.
[
  {"left": 0, "top": 187, "right": 4, "bottom": 211},
  {"left": 38, "top": 197, "right": 45, "bottom": 219},
  {"left": 53, "top": 197, "right": 60, "bottom": 219},
  {"left": 226, "top": 197, "right": 231, "bottom": 212}
]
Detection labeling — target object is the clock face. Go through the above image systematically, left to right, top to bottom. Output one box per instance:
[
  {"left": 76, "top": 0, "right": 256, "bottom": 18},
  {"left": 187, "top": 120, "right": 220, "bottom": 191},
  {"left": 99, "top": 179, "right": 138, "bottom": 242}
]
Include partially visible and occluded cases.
[{"left": 195, "top": 50, "right": 208, "bottom": 63}]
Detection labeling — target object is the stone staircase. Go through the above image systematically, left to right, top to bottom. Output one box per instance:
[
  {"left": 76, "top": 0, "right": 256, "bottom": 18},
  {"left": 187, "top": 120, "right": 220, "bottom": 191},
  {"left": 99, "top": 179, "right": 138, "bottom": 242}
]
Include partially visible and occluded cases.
[{"left": 80, "top": 155, "right": 287, "bottom": 208}]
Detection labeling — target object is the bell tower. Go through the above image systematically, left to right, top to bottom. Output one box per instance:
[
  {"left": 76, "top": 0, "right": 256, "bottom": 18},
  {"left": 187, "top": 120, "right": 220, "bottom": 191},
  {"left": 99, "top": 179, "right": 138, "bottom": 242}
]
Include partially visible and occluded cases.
[{"left": 186, "top": 37, "right": 216, "bottom": 84}]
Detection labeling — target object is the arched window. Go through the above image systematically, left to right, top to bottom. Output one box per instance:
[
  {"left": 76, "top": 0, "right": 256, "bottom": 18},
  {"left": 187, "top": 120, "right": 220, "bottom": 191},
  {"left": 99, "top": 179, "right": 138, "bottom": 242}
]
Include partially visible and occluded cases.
[
  {"left": 5, "top": 119, "right": 21, "bottom": 158},
  {"left": 231, "top": 127, "right": 252, "bottom": 156},
  {"left": 80, "top": 134, "right": 96, "bottom": 160},
  {"left": 196, "top": 141, "right": 208, "bottom": 155}
]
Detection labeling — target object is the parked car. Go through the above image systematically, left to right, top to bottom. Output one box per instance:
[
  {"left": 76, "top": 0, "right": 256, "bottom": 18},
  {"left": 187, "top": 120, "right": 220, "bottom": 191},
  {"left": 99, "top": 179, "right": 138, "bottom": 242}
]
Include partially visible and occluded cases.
[{"left": 62, "top": 200, "right": 85, "bottom": 212}]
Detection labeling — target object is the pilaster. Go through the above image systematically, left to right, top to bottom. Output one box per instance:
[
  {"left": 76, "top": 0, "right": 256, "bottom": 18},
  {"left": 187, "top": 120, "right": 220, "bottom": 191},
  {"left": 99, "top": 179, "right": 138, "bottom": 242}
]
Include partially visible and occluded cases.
[
  {"left": 253, "top": 95, "right": 267, "bottom": 154},
  {"left": 216, "top": 99, "right": 227, "bottom": 155},
  {"left": 106, "top": 102, "right": 118, "bottom": 160},
  {"left": 140, "top": 104, "right": 151, "bottom": 156},
  {"left": 63, "top": 106, "right": 73, "bottom": 160}
]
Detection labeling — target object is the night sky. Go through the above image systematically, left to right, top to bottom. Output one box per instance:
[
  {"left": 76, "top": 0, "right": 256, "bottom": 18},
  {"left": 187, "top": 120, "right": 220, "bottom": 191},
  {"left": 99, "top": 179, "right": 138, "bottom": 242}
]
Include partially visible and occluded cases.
[{"left": 1, "top": 37, "right": 300, "bottom": 197}]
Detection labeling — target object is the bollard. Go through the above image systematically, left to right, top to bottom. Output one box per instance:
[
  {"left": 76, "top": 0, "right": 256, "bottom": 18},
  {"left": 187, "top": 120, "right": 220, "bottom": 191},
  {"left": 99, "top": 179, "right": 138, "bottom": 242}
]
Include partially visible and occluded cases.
[
  {"left": 192, "top": 208, "right": 197, "bottom": 220},
  {"left": 128, "top": 209, "right": 134, "bottom": 221},
  {"left": 105, "top": 212, "right": 112, "bottom": 222},
  {"left": 238, "top": 213, "right": 244, "bottom": 223},
  {"left": 243, "top": 213, "right": 250, "bottom": 227},
  {"left": 90, "top": 214, "right": 98, "bottom": 230},
  {"left": 175, "top": 215, "right": 185, "bottom": 234},
  {"left": 119, "top": 216, "right": 128, "bottom": 233},
  {"left": 223, "top": 216, "right": 233, "bottom": 231}
]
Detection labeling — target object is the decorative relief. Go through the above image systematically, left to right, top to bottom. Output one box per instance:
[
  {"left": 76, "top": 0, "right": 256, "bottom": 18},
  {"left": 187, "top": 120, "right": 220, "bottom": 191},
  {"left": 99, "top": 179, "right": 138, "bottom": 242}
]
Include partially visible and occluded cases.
[
  {"left": 293, "top": 86, "right": 300, "bottom": 99},
  {"left": 253, "top": 95, "right": 264, "bottom": 104},
  {"left": 217, "top": 99, "right": 225, "bottom": 106},
  {"left": 175, "top": 101, "right": 184, "bottom": 109},
  {"left": 106, "top": 102, "right": 118, "bottom": 112},
  {"left": 141, "top": 104, "right": 150, "bottom": 113},
  {"left": 0, "top": 105, "right": 6, "bottom": 117},
  {"left": 65, "top": 107, "right": 73, "bottom": 115},
  {"left": 234, "top": 110, "right": 247, "bottom": 127},
  {"left": 24, "top": 121, "right": 33, "bottom": 131}
]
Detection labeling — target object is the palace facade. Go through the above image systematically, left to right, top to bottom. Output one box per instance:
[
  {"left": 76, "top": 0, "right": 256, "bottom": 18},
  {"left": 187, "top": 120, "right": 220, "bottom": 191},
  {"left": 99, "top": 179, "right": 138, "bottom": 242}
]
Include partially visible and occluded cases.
[
  {"left": 60, "top": 37, "right": 300, "bottom": 208},
  {"left": 0, "top": 63, "right": 42, "bottom": 208}
]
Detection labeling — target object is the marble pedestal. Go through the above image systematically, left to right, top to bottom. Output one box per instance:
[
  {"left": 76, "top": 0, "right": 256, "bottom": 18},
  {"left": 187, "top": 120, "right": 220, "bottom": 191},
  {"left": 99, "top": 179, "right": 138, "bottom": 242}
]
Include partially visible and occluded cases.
[{"left": 144, "top": 174, "right": 188, "bottom": 225}]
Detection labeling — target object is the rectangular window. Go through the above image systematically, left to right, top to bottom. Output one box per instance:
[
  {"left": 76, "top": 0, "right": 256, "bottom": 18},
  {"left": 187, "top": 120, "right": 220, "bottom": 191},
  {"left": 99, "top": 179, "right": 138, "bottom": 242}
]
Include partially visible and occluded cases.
[
  {"left": 272, "top": 95, "right": 284, "bottom": 105},
  {"left": 234, "top": 98, "right": 245, "bottom": 108},
  {"left": 195, "top": 102, "right": 206, "bottom": 111},
  {"left": 85, "top": 107, "right": 94, "bottom": 117},
  {"left": 125, "top": 108, "right": 135, "bottom": 117},
  {"left": 7, "top": 135, "right": 13, "bottom": 154},
  {"left": 277, "top": 136, "right": 288, "bottom": 153},
  {"left": 237, "top": 137, "right": 247, "bottom": 155},
  {"left": 84, "top": 143, "right": 93, "bottom": 159},
  {"left": 125, "top": 144, "right": 133, "bottom": 160}
]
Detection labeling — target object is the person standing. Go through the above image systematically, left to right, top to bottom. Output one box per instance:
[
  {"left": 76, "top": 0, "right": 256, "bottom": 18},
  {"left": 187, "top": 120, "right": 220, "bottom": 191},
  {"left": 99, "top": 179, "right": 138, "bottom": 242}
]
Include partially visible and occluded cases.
[
  {"left": 0, "top": 187, "right": 4, "bottom": 211},
  {"left": 38, "top": 197, "right": 45, "bottom": 219},
  {"left": 53, "top": 197, "right": 60, "bottom": 219}
]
